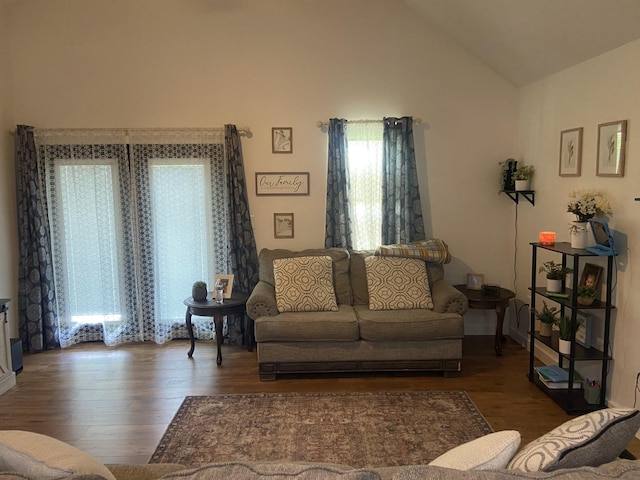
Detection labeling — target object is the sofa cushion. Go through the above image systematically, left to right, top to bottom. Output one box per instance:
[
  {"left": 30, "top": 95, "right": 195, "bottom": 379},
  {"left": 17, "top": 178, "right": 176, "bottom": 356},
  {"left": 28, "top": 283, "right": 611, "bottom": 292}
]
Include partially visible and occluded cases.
[
  {"left": 259, "top": 248, "right": 352, "bottom": 305},
  {"left": 273, "top": 256, "right": 338, "bottom": 313},
  {"left": 364, "top": 256, "right": 433, "bottom": 311},
  {"left": 354, "top": 305, "right": 463, "bottom": 342},
  {"left": 255, "top": 306, "right": 360, "bottom": 343},
  {"left": 507, "top": 408, "right": 640, "bottom": 472},
  {"left": 0, "top": 430, "right": 116, "bottom": 480},
  {"left": 429, "top": 431, "right": 521, "bottom": 470},
  {"left": 159, "top": 462, "right": 380, "bottom": 479}
]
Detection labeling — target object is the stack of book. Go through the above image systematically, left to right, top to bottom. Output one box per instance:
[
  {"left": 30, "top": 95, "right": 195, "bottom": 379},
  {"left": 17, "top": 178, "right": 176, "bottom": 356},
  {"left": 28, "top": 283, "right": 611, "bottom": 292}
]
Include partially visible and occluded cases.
[{"left": 535, "top": 365, "right": 583, "bottom": 390}]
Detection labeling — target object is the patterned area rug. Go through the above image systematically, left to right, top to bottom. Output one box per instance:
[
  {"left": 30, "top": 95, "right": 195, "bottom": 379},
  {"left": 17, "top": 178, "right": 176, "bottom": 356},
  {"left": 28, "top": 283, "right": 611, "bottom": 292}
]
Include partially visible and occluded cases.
[{"left": 150, "top": 391, "right": 492, "bottom": 468}]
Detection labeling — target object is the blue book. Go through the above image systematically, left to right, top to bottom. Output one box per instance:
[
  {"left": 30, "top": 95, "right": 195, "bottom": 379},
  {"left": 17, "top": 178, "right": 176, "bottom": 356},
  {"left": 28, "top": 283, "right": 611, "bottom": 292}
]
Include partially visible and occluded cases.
[{"left": 535, "top": 365, "right": 569, "bottom": 382}]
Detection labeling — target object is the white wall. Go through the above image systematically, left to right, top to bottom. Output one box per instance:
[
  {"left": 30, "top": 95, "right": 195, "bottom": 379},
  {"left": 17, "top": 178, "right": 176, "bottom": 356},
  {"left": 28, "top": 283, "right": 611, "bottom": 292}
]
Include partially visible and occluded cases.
[
  {"left": 0, "top": 0, "right": 18, "bottom": 336},
  {"left": 4, "top": 0, "right": 520, "bottom": 336},
  {"left": 515, "top": 39, "right": 640, "bottom": 410}
]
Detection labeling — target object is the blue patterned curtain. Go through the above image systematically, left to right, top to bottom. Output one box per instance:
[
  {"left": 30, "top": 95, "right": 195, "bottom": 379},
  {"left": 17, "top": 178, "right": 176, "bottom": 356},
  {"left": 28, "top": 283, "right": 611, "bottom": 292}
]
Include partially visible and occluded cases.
[
  {"left": 381, "top": 117, "right": 425, "bottom": 244},
  {"left": 325, "top": 118, "right": 353, "bottom": 249},
  {"left": 14, "top": 125, "right": 60, "bottom": 353},
  {"left": 225, "top": 125, "right": 258, "bottom": 293}
]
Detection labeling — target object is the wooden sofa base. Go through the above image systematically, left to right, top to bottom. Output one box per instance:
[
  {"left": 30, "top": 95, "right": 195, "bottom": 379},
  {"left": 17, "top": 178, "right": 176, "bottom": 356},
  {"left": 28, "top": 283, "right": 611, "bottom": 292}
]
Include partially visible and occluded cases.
[{"left": 258, "top": 359, "right": 461, "bottom": 381}]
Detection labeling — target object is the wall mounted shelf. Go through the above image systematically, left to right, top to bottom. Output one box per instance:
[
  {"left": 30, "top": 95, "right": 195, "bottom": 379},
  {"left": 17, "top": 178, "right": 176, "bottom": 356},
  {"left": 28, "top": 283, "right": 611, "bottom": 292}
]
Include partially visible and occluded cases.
[{"left": 502, "top": 190, "right": 535, "bottom": 205}]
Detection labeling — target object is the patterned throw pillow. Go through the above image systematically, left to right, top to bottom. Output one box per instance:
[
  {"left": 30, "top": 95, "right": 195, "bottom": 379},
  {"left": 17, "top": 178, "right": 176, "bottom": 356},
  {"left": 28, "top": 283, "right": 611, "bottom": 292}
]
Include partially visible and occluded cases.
[
  {"left": 273, "top": 256, "right": 338, "bottom": 313},
  {"left": 364, "top": 256, "right": 433, "bottom": 311},
  {"left": 507, "top": 408, "right": 640, "bottom": 472},
  {"left": 429, "top": 431, "right": 521, "bottom": 470}
]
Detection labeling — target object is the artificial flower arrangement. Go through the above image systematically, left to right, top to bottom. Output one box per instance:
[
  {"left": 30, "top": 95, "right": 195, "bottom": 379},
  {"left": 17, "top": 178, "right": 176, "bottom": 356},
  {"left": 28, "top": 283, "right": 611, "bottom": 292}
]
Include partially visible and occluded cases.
[{"left": 567, "top": 189, "right": 613, "bottom": 222}]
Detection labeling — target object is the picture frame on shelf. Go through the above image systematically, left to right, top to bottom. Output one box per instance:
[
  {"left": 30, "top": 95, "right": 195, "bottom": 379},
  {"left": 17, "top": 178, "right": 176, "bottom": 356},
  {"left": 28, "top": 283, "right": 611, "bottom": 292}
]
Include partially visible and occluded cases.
[
  {"left": 597, "top": 120, "right": 627, "bottom": 177},
  {"left": 272, "top": 127, "right": 293, "bottom": 153},
  {"left": 559, "top": 127, "right": 582, "bottom": 177},
  {"left": 274, "top": 213, "right": 294, "bottom": 239},
  {"left": 579, "top": 263, "right": 603, "bottom": 289},
  {"left": 466, "top": 273, "right": 484, "bottom": 290},
  {"left": 214, "top": 274, "right": 234, "bottom": 299},
  {"left": 575, "top": 311, "right": 592, "bottom": 349}
]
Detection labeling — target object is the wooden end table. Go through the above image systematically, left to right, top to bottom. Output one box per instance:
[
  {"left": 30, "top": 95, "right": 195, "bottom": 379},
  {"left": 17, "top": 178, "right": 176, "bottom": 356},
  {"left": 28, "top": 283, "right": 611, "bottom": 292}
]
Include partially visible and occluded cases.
[
  {"left": 454, "top": 285, "right": 515, "bottom": 357},
  {"left": 183, "top": 293, "right": 249, "bottom": 365}
]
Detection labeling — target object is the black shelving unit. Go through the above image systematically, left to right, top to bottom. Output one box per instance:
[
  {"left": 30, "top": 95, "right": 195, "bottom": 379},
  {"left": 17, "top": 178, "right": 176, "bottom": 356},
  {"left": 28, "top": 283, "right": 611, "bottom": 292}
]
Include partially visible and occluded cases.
[{"left": 528, "top": 242, "right": 614, "bottom": 414}]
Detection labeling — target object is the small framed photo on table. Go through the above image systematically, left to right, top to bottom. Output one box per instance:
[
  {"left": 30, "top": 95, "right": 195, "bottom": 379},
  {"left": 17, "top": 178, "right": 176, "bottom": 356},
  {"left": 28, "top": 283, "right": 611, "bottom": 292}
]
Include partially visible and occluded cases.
[
  {"left": 466, "top": 273, "right": 484, "bottom": 290},
  {"left": 214, "top": 274, "right": 234, "bottom": 299}
]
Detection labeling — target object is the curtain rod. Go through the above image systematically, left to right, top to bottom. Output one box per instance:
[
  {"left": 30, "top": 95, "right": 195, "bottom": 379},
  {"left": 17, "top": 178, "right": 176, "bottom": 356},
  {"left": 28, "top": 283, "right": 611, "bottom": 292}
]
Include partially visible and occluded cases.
[
  {"left": 316, "top": 118, "right": 422, "bottom": 129},
  {"left": 9, "top": 126, "right": 252, "bottom": 136}
]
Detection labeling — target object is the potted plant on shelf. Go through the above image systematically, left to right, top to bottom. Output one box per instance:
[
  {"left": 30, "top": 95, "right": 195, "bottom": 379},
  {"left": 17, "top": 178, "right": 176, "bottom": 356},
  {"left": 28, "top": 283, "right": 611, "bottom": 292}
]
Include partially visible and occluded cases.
[
  {"left": 498, "top": 158, "right": 518, "bottom": 192},
  {"left": 513, "top": 163, "right": 535, "bottom": 191},
  {"left": 538, "top": 260, "right": 573, "bottom": 293},
  {"left": 192, "top": 280, "right": 208, "bottom": 302},
  {"left": 576, "top": 284, "right": 597, "bottom": 306},
  {"left": 534, "top": 301, "right": 558, "bottom": 337},
  {"left": 556, "top": 315, "right": 584, "bottom": 355}
]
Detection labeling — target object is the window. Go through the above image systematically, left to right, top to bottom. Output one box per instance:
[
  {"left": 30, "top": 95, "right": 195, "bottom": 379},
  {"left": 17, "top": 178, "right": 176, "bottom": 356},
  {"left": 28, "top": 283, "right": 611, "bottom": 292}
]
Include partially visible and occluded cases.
[
  {"left": 346, "top": 122, "right": 383, "bottom": 250},
  {"left": 40, "top": 132, "right": 229, "bottom": 347}
]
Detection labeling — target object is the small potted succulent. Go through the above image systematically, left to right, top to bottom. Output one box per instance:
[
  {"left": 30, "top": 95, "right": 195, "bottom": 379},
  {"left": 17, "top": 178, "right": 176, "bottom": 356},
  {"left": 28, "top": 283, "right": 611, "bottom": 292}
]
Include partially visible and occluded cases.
[
  {"left": 513, "top": 164, "right": 535, "bottom": 191},
  {"left": 538, "top": 261, "right": 573, "bottom": 293},
  {"left": 192, "top": 281, "right": 208, "bottom": 302},
  {"left": 576, "top": 285, "right": 597, "bottom": 306},
  {"left": 534, "top": 301, "right": 558, "bottom": 337},
  {"left": 556, "top": 315, "right": 583, "bottom": 355}
]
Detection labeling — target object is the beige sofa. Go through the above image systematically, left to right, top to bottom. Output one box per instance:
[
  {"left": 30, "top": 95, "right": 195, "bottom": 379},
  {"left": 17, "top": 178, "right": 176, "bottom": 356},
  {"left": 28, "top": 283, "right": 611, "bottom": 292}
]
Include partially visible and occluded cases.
[
  {"left": 246, "top": 247, "right": 468, "bottom": 381},
  {"left": 3, "top": 407, "right": 640, "bottom": 479}
]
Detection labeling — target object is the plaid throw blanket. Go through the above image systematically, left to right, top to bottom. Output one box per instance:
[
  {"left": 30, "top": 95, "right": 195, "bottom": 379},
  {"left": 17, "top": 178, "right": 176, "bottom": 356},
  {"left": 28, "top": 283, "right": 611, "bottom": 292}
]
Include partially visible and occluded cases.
[{"left": 374, "top": 239, "right": 451, "bottom": 264}]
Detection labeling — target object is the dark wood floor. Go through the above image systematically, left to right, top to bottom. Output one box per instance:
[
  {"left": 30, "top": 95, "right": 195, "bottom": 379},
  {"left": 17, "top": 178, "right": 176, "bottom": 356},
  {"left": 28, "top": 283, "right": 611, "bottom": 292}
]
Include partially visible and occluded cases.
[{"left": 0, "top": 336, "right": 638, "bottom": 464}]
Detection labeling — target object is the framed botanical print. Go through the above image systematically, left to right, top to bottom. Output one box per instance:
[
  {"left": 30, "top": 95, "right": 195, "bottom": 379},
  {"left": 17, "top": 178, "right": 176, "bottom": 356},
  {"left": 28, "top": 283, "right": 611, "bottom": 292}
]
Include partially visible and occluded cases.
[
  {"left": 597, "top": 120, "right": 627, "bottom": 177},
  {"left": 272, "top": 127, "right": 293, "bottom": 153},
  {"left": 559, "top": 127, "right": 582, "bottom": 177},
  {"left": 274, "top": 213, "right": 294, "bottom": 238}
]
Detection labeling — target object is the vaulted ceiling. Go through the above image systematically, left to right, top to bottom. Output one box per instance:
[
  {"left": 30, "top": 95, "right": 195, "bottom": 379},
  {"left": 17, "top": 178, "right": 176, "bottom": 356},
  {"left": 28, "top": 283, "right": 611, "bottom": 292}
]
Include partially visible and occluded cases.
[{"left": 404, "top": 0, "right": 640, "bottom": 86}]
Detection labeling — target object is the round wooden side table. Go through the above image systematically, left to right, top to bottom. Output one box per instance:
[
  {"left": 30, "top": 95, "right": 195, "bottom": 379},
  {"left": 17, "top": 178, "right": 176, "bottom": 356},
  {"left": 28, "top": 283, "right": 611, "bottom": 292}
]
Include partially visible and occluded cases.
[
  {"left": 454, "top": 284, "right": 515, "bottom": 356},
  {"left": 183, "top": 293, "right": 249, "bottom": 365}
]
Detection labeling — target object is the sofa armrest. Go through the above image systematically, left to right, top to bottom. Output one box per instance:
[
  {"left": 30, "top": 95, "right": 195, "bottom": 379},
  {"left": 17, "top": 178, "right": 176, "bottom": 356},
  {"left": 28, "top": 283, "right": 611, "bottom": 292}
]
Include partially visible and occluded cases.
[
  {"left": 431, "top": 279, "right": 468, "bottom": 315},
  {"left": 246, "top": 281, "right": 279, "bottom": 320}
]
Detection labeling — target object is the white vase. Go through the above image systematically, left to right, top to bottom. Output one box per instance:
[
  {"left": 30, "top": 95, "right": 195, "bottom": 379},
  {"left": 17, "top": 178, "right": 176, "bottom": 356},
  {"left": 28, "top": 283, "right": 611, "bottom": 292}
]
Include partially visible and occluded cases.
[
  {"left": 514, "top": 179, "right": 529, "bottom": 191},
  {"left": 570, "top": 222, "right": 589, "bottom": 249},
  {"left": 546, "top": 278, "right": 562, "bottom": 293},
  {"left": 559, "top": 339, "right": 571, "bottom": 355}
]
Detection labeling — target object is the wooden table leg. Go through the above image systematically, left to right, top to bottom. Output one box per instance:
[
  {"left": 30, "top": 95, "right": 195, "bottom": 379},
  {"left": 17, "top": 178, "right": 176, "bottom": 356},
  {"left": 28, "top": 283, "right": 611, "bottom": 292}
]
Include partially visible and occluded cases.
[
  {"left": 494, "top": 301, "right": 508, "bottom": 356},
  {"left": 186, "top": 308, "right": 195, "bottom": 358},
  {"left": 213, "top": 312, "right": 223, "bottom": 365}
]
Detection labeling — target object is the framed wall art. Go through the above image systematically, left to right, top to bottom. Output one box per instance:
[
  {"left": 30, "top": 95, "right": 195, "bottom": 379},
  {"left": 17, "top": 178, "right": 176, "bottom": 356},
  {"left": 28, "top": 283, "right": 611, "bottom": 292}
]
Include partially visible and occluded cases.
[
  {"left": 597, "top": 120, "right": 627, "bottom": 177},
  {"left": 272, "top": 127, "right": 293, "bottom": 153},
  {"left": 559, "top": 127, "right": 582, "bottom": 177},
  {"left": 256, "top": 172, "right": 309, "bottom": 196},
  {"left": 274, "top": 213, "right": 294, "bottom": 239},
  {"left": 466, "top": 273, "right": 484, "bottom": 290},
  {"left": 214, "top": 274, "right": 234, "bottom": 299}
]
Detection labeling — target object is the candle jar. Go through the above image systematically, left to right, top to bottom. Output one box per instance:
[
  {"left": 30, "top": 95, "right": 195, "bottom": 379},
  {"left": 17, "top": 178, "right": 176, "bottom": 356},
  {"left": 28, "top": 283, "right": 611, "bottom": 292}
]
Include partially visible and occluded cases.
[{"left": 539, "top": 231, "right": 556, "bottom": 245}]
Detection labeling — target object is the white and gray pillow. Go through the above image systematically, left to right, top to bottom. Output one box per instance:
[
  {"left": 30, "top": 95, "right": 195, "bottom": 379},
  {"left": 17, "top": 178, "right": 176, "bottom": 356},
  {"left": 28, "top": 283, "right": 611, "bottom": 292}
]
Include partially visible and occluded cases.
[{"left": 507, "top": 408, "right": 640, "bottom": 472}]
